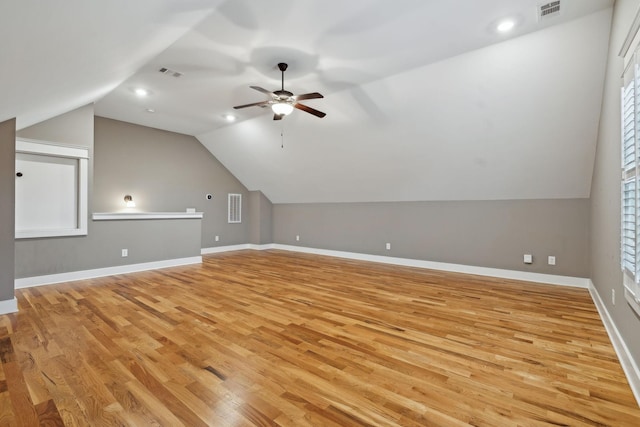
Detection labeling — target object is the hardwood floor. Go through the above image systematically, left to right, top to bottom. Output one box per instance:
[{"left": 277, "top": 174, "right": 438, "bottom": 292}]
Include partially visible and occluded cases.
[{"left": 0, "top": 250, "right": 638, "bottom": 426}]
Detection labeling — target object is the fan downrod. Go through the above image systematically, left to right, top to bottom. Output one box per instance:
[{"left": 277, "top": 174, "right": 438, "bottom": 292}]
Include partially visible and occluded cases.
[{"left": 277, "top": 63, "right": 288, "bottom": 93}]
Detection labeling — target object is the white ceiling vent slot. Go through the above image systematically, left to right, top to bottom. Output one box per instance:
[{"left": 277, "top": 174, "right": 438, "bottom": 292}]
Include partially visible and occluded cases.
[
  {"left": 538, "top": 1, "right": 561, "bottom": 21},
  {"left": 158, "top": 67, "right": 183, "bottom": 78},
  {"left": 228, "top": 193, "right": 242, "bottom": 223}
]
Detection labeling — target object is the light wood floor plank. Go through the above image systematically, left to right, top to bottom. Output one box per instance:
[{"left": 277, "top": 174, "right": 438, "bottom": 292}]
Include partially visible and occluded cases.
[{"left": 0, "top": 250, "right": 638, "bottom": 425}]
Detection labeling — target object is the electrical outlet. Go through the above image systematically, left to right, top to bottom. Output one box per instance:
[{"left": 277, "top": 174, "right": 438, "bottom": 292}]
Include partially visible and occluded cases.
[
  {"left": 215, "top": 235, "right": 219, "bottom": 242},
  {"left": 296, "top": 235, "right": 300, "bottom": 241},
  {"left": 386, "top": 243, "right": 391, "bottom": 250},
  {"left": 121, "top": 249, "right": 128, "bottom": 257},
  {"left": 523, "top": 254, "right": 533, "bottom": 264},
  {"left": 548, "top": 256, "right": 556, "bottom": 266},
  {"left": 612, "top": 288, "right": 616, "bottom": 305}
]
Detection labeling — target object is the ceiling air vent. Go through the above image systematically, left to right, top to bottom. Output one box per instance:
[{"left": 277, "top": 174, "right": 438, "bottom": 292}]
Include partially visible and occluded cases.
[
  {"left": 538, "top": 1, "right": 561, "bottom": 21},
  {"left": 158, "top": 67, "right": 183, "bottom": 78}
]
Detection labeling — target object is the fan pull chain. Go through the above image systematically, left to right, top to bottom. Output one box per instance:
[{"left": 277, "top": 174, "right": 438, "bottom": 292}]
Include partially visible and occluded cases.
[{"left": 281, "top": 122, "right": 285, "bottom": 148}]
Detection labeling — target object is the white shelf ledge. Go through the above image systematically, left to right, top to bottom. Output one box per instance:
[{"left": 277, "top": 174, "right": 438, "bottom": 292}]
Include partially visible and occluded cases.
[{"left": 92, "top": 212, "right": 203, "bottom": 221}]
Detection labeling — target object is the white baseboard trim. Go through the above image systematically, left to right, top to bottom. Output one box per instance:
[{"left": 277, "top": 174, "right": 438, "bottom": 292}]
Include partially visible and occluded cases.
[
  {"left": 202, "top": 243, "right": 588, "bottom": 288},
  {"left": 201, "top": 244, "right": 252, "bottom": 254},
  {"left": 201, "top": 244, "right": 276, "bottom": 254},
  {"left": 248, "top": 244, "right": 277, "bottom": 251},
  {"left": 265, "top": 244, "right": 589, "bottom": 288},
  {"left": 15, "top": 256, "right": 202, "bottom": 289},
  {"left": 588, "top": 281, "right": 640, "bottom": 407},
  {"left": 0, "top": 297, "right": 18, "bottom": 315}
]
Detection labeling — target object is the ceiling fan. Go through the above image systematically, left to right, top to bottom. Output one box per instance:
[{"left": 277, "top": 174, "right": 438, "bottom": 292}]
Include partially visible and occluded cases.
[{"left": 233, "top": 63, "right": 326, "bottom": 120}]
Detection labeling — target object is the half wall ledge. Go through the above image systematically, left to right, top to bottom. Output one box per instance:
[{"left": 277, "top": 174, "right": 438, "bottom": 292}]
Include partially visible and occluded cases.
[{"left": 92, "top": 212, "right": 203, "bottom": 220}]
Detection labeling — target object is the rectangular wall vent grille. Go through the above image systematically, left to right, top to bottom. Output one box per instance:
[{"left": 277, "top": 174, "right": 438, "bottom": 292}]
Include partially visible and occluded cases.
[
  {"left": 539, "top": 1, "right": 561, "bottom": 20},
  {"left": 158, "top": 67, "right": 183, "bottom": 78},
  {"left": 228, "top": 193, "right": 242, "bottom": 223}
]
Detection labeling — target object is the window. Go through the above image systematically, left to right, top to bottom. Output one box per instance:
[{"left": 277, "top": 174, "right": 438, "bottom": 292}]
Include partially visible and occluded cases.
[
  {"left": 621, "top": 25, "right": 640, "bottom": 315},
  {"left": 621, "top": 71, "right": 636, "bottom": 276},
  {"left": 15, "top": 139, "right": 89, "bottom": 238},
  {"left": 228, "top": 193, "right": 242, "bottom": 223}
]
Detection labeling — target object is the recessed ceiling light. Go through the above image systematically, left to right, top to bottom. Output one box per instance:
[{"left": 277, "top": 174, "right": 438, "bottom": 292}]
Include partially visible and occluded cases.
[
  {"left": 496, "top": 19, "right": 515, "bottom": 33},
  {"left": 134, "top": 88, "right": 149, "bottom": 97},
  {"left": 145, "top": 108, "right": 155, "bottom": 113},
  {"left": 224, "top": 114, "right": 236, "bottom": 122}
]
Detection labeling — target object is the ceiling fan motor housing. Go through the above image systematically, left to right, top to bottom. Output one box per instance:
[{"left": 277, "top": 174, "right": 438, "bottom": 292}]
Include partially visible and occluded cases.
[{"left": 274, "top": 90, "right": 293, "bottom": 100}]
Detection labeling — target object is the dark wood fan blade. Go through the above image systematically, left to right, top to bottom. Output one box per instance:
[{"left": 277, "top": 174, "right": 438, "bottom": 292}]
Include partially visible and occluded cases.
[
  {"left": 250, "top": 86, "right": 275, "bottom": 96},
  {"left": 294, "top": 92, "right": 323, "bottom": 101},
  {"left": 233, "top": 101, "right": 270, "bottom": 109},
  {"left": 294, "top": 103, "right": 326, "bottom": 118},
  {"left": 273, "top": 114, "right": 284, "bottom": 121}
]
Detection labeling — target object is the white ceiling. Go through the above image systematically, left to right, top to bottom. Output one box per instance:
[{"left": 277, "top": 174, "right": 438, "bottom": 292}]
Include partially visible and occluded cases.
[
  {"left": 0, "top": 0, "right": 222, "bottom": 130},
  {"left": 2, "top": 0, "right": 614, "bottom": 204}
]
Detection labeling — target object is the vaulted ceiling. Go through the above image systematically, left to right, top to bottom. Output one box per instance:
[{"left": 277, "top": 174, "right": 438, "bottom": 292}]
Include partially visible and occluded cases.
[{"left": 2, "top": 0, "right": 614, "bottom": 203}]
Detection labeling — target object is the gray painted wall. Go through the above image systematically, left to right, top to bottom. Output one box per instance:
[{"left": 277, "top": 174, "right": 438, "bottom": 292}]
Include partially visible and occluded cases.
[
  {"left": 590, "top": 0, "right": 640, "bottom": 364},
  {"left": 15, "top": 105, "right": 95, "bottom": 278},
  {"left": 17, "top": 105, "right": 94, "bottom": 147},
  {"left": 15, "top": 110, "right": 231, "bottom": 278},
  {"left": 93, "top": 117, "right": 249, "bottom": 248},
  {"left": 0, "top": 119, "right": 16, "bottom": 301},
  {"left": 248, "top": 190, "right": 273, "bottom": 245},
  {"left": 259, "top": 191, "right": 273, "bottom": 245},
  {"left": 273, "top": 199, "right": 590, "bottom": 277},
  {"left": 17, "top": 219, "right": 201, "bottom": 277}
]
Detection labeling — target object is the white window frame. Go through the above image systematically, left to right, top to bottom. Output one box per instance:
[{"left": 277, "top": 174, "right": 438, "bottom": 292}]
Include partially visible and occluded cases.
[
  {"left": 620, "top": 10, "right": 640, "bottom": 316},
  {"left": 15, "top": 138, "right": 89, "bottom": 239}
]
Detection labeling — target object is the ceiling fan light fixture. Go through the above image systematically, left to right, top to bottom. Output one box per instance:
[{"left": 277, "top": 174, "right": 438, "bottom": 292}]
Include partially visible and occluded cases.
[{"left": 272, "top": 102, "right": 294, "bottom": 116}]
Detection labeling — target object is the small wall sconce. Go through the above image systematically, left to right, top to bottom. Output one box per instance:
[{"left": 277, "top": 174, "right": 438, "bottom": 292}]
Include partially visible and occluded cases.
[{"left": 124, "top": 195, "right": 136, "bottom": 208}]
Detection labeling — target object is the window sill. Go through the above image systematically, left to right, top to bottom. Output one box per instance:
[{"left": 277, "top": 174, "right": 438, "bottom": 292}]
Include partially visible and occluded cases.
[{"left": 624, "top": 288, "right": 640, "bottom": 317}]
